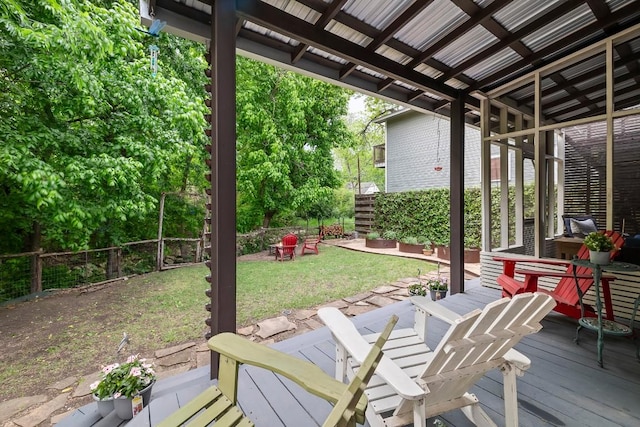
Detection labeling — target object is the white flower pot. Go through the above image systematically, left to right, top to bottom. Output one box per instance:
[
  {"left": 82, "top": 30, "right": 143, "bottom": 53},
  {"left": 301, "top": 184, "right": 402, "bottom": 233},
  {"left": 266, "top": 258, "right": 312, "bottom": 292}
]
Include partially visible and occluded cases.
[
  {"left": 589, "top": 250, "right": 610, "bottom": 265},
  {"left": 113, "top": 380, "right": 155, "bottom": 419},
  {"left": 92, "top": 395, "right": 114, "bottom": 417}
]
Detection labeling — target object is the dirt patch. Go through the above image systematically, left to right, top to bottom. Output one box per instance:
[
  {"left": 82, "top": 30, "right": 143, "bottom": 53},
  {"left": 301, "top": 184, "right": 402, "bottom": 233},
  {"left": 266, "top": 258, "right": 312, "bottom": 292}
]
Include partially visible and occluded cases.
[{"left": 0, "top": 253, "right": 273, "bottom": 406}]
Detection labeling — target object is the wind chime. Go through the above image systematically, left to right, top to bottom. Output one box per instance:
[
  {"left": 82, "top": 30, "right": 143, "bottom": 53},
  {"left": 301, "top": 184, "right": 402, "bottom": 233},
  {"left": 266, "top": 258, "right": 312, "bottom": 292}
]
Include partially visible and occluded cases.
[
  {"left": 137, "top": 17, "right": 166, "bottom": 77},
  {"left": 149, "top": 44, "right": 159, "bottom": 77},
  {"left": 434, "top": 116, "right": 443, "bottom": 172}
]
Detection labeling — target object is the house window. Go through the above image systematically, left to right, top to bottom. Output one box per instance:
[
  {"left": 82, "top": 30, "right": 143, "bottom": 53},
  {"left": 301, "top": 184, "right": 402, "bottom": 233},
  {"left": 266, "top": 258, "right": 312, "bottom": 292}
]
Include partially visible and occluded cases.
[{"left": 373, "top": 144, "right": 385, "bottom": 168}]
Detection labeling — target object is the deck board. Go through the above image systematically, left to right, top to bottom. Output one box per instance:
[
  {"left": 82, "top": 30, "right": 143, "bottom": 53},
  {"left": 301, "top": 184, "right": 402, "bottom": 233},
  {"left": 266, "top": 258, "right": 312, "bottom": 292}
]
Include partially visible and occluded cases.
[{"left": 59, "top": 282, "right": 640, "bottom": 427}]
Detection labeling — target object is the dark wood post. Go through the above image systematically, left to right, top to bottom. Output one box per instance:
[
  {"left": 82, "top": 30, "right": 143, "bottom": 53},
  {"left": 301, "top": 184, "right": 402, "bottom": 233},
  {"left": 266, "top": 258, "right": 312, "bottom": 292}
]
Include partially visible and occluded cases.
[
  {"left": 208, "top": 0, "right": 237, "bottom": 379},
  {"left": 450, "top": 92, "right": 465, "bottom": 294},
  {"left": 156, "top": 192, "right": 166, "bottom": 271},
  {"left": 30, "top": 251, "right": 42, "bottom": 294}
]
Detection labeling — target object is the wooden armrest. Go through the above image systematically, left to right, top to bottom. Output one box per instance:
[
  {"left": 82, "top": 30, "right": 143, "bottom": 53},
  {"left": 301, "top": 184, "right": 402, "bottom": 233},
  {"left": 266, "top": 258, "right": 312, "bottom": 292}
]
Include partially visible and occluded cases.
[
  {"left": 493, "top": 256, "right": 571, "bottom": 267},
  {"left": 515, "top": 269, "right": 615, "bottom": 280},
  {"left": 410, "top": 296, "right": 479, "bottom": 324},
  {"left": 317, "top": 307, "right": 425, "bottom": 400},
  {"left": 208, "top": 332, "right": 347, "bottom": 404},
  {"left": 503, "top": 349, "right": 531, "bottom": 372}
]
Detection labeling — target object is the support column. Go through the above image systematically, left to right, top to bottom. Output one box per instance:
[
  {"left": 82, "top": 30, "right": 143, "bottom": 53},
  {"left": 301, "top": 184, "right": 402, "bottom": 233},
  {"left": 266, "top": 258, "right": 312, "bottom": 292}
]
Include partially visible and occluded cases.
[
  {"left": 209, "top": 0, "right": 237, "bottom": 379},
  {"left": 606, "top": 39, "right": 614, "bottom": 229},
  {"left": 534, "top": 72, "right": 546, "bottom": 257},
  {"left": 450, "top": 93, "right": 465, "bottom": 294},
  {"left": 480, "top": 98, "right": 492, "bottom": 251},
  {"left": 499, "top": 107, "right": 509, "bottom": 248},
  {"left": 514, "top": 114, "right": 524, "bottom": 246}
]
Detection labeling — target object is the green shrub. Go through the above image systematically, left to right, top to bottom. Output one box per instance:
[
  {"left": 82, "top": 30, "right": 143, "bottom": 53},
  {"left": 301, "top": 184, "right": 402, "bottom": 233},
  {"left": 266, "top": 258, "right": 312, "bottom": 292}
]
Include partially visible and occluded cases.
[
  {"left": 373, "top": 189, "right": 480, "bottom": 247},
  {"left": 382, "top": 230, "right": 398, "bottom": 240},
  {"left": 366, "top": 231, "right": 380, "bottom": 240},
  {"left": 400, "top": 236, "right": 418, "bottom": 245}
]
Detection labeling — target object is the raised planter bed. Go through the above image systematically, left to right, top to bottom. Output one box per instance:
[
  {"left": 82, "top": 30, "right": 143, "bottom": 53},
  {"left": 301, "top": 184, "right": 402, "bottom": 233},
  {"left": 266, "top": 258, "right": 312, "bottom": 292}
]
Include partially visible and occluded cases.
[
  {"left": 365, "top": 238, "right": 397, "bottom": 249},
  {"left": 398, "top": 242, "right": 425, "bottom": 254},
  {"left": 436, "top": 245, "right": 449, "bottom": 260},
  {"left": 436, "top": 246, "right": 480, "bottom": 263},
  {"left": 464, "top": 248, "right": 480, "bottom": 263}
]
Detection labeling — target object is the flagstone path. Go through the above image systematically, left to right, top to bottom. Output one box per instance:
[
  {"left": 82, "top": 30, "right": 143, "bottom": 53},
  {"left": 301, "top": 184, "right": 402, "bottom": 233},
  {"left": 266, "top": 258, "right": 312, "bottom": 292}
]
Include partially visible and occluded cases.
[{"left": 2, "top": 239, "right": 479, "bottom": 427}]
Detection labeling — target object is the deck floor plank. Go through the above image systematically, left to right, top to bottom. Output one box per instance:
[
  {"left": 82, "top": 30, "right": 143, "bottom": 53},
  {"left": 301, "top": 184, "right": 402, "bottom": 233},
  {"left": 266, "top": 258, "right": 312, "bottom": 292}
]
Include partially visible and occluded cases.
[{"left": 60, "top": 283, "right": 640, "bottom": 427}]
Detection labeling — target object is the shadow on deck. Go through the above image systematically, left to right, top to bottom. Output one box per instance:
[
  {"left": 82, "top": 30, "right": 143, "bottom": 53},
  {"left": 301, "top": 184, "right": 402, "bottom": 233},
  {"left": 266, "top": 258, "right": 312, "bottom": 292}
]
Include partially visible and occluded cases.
[{"left": 58, "top": 283, "right": 640, "bottom": 427}]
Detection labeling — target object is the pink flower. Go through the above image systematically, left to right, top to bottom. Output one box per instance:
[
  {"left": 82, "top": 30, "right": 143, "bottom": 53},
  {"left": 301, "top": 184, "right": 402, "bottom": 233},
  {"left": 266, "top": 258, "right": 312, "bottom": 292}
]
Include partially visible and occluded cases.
[
  {"left": 126, "top": 354, "right": 139, "bottom": 363},
  {"left": 102, "top": 363, "right": 119, "bottom": 374},
  {"left": 130, "top": 367, "right": 142, "bottom": 377},
  {"left": 90, "top": 381, "right": 99, "bottom": 390},
  {"left": 113, "top": 392, "right": 121, "bottom": 399}
]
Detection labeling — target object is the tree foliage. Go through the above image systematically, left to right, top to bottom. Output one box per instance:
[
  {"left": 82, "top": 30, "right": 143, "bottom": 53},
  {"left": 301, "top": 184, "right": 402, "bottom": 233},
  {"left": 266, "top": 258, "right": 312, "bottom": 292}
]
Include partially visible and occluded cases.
[
  {"left": 0, "top": 0, "right": 208, "bottom": 252},
  {"left": 235, "top": 57, "right": 353, "bottom": 231}
]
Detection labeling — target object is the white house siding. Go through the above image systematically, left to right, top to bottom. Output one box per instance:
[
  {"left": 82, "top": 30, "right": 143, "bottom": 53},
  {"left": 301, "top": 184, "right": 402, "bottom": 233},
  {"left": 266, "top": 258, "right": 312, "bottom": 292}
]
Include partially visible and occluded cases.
[
  {"left": 383, "top": 109, "right": 534, "bottom": 193},
  {"left": 384, "top": 110, "right": 482, "bottom": 192}
]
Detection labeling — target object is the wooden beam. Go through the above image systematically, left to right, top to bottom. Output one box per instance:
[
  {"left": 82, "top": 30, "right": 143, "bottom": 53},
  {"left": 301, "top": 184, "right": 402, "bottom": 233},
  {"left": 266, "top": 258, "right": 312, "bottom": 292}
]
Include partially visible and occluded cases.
[
  {"left": 209, "top": 0, "right": 237, "bottom": 379},
  {"left": 236, "top": 0, "right": 459, "bottom": 100},
  {"left": 442, "top": 0, "right": 584, "bottom": 82},
  {"left": 487, "top": 19, "right": 640, "bottom": 98},
  {"left": 606, "top": 39, "right": 614, "bottom": 230},
  {"left": 534, "top": 72, "right": 545, "bottom": 257},
  {"left": 450, "top": 94, "right": 465, "bottom": 294},
  {"left": 480, "top": 98, "right": 492, "bottom": 251},
  {"left": 499, "top": 107, "right": 509, "bottom": 248},
  {"left": 514, "top": 114, "right": 524, "bottom": 246}
]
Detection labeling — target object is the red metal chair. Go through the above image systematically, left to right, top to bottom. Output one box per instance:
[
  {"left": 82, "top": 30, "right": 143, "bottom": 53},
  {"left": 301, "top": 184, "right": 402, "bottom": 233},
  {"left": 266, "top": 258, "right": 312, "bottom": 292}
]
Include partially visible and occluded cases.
[
  {"left": 493, "top": 230, "right": 624, "bottom": 321},
  {"left": 275, "top": 233, "right": 298, "bottom": 261},
  {"left": 301, "top": 237, "right": 320, "bottom": 255}
]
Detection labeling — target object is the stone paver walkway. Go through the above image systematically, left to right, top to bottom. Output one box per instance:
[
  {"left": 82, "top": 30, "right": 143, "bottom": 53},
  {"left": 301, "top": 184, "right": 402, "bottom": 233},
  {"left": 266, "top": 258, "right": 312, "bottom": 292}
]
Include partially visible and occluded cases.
[{"left": 2, "top": 239, "right": 477, "bottom": 426}]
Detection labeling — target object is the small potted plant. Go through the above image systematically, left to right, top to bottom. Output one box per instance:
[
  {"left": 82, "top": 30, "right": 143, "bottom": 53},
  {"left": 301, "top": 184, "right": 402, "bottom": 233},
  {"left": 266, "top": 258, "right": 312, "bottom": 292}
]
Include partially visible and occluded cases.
[
  {"left": 583, "top": 232, "right": 616, "bottom": 265},
  {"left": 419, "top": 237, "right": 433, "bottom": 256},
  {"left": 426, "top": 277, "right": 448, "bottom": 300},
  {"left": 408, "top": 281, "right": 427, "bottom": 296},
  {"left": 91, "top": 354, "right": 157, "bottom": 419}
]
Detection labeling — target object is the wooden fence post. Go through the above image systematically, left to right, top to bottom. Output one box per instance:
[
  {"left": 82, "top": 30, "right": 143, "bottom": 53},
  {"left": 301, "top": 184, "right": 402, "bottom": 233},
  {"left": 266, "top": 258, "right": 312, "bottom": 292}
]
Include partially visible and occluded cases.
[
  {"left": 156, "top": 192, "right": 166, "bottom": 271},
  {"left": 30, "top": 251, "right": 42, "bottom": 294}
]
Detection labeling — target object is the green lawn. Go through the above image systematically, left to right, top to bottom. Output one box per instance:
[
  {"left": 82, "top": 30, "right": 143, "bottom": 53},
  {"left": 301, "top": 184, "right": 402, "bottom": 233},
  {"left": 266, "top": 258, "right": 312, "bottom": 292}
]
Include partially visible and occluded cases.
[
  {"left": 0, "top": 245, "right": 435, "bottom": 400},
  {"left": 236, "top": 245, "right": 434, "bottom": 324}
]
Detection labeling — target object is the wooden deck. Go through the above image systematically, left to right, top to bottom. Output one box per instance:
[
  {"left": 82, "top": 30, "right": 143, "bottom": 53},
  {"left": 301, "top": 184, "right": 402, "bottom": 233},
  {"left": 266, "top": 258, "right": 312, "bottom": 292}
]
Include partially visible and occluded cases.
[{"left": 58, "top": 282, "right": 640, "bottom": 427}]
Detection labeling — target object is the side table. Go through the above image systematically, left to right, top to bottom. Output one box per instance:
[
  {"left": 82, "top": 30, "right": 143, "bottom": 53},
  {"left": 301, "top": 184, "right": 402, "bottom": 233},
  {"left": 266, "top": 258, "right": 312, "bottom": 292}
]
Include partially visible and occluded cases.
[{"left": 571, "top": 259, "right": 639, "bottom": 367}]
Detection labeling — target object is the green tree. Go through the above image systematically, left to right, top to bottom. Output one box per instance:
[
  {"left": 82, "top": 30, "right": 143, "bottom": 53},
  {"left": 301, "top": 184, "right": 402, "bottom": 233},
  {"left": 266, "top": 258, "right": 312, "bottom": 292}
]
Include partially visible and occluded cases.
[
  {"left": 0, "top": 0, "right": 208, "bottom": 252},
  {"left": 235, "top": 57, "right": 353, "bottom": 231},
  {"left": 335, "top": 95, "right": 397, "bottom": 196}
]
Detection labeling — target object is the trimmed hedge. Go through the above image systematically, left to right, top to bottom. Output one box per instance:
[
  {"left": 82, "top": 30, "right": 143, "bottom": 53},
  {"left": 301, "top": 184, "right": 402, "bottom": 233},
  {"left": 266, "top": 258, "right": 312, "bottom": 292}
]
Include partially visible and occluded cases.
[
  {"left": 372, "top": 184, "right": 537, "bottom": 250},
  {"left": 373, "top": 188, "right": 481, "bottom": 248}
]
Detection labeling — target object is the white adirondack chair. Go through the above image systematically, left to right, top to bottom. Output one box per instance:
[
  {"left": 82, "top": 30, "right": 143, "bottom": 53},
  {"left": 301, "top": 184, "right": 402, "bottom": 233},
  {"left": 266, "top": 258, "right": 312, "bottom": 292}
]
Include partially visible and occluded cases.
[{"left": 318, "top": 292, "right": 556, "bottom": 427}]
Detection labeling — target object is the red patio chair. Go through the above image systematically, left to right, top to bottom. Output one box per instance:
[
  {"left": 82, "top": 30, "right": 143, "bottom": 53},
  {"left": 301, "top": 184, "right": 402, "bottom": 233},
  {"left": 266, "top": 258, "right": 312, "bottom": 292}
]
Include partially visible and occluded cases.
[
  {"left": 493, "top": 230, "right": 624, "bottom": 321},
  {"left": 275, "top": 233, "right": 298, "bottom": 261},
  {"left": 301, "top": 237, "right": 321, "bottom": 255}
]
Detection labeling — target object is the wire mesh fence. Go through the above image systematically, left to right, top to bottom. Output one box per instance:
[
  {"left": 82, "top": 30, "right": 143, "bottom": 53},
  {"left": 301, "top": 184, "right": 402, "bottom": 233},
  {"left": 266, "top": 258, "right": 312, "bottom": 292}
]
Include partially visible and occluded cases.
[{"left": 0, "top": 238, "right": 204, "bottom": 304}]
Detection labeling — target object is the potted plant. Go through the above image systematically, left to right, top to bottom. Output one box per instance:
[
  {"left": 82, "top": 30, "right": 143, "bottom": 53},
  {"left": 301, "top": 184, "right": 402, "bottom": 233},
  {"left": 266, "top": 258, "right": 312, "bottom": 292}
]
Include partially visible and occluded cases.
[
  {"left": 365, "top": 230, "right": 398, "bottom": 249},
  {"left": 584, "top": 232, "right": 616, "bottom": 265},
  {"left": 399, "top": 236, "right": 425, "bottom": 254},
  {"left": 419, "top": 237, "right": 433, "bottom": 256},
  {"left": 426, "top": 277, "right": 448, "bottom": 300},
  {"left": 408, "top": 281, "right": 427, "bottom": 296},
  {"left": 91, "top": 354, "right": 157, "bottom": 419}
]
